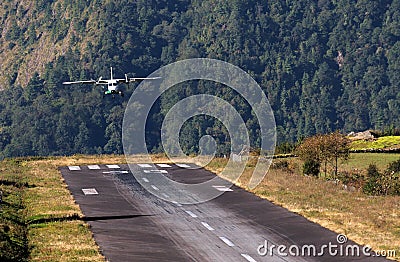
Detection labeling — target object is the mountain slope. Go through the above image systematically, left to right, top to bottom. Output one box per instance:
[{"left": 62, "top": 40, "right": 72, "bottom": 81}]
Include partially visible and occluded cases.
[{"left": 1, "top": 0, "right": 400, "bottom": 157}]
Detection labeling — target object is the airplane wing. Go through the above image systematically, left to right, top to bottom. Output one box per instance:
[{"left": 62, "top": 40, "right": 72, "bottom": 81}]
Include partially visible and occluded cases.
[
  {"left": 114, "top": 76, "right": 161, "bottom": 84},
  {"left": 127, "top": 77, "right": 162, "bottom": 82},
  {"left": 63, "top": 80, "right": 96, "bottom": 85}
]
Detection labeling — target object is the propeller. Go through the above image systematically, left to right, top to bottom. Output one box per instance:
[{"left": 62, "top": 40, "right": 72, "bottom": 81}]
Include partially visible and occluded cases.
[{"left": 96, "top": 76, "right": 102, "bottom": 85}]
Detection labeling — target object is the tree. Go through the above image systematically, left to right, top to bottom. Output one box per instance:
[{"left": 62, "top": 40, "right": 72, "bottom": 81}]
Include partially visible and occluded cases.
[
  {"left": 324, "top": 131, "right": 351, "bottom": 178},
  {"left": 296, "top": 132, "right": 350, "bottom": 177},
  {"left": 296, "top": 134, "right": 324, "bottom": 176}
]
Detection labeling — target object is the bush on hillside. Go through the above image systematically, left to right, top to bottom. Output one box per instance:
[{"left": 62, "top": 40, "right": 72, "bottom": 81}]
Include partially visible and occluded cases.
[
  {"left": 303, "top": 159, "right": 320, "bottom": 177},
  {"left": 363, "top": 162, "right": 400, "bottom": 196}
]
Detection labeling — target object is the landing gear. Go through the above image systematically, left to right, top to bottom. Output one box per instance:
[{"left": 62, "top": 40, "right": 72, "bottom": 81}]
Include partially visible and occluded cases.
[{"left": 103, "top": 90, "right": 124, "bottom": 98}]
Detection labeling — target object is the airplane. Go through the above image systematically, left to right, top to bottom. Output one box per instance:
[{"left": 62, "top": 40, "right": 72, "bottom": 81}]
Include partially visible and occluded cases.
[{"left": 62, "top": 67, "right": 160, "bottom": 97}]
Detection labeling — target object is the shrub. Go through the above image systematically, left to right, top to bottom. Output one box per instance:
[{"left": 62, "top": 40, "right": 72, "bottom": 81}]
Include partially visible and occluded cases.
[
  {"left": 303, "top": 159, "right": 320, "bottom": 177},
  {"left": 271, "top": 160, "right": 289, "bottom": 170},
  {"left": 363, "top": 162, "right": 400, "bottom": 196},
  {"left": 363, "top": 164, "right": 382, "bottom": 195},
  {"left": 337, "top": 170, "right": 364, "bottom": 189}
]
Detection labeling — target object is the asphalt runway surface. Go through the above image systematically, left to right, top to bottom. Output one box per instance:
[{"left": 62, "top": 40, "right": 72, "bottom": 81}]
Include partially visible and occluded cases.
[{"left": 60, "top": 164, "right": 387, "bottom": 262}]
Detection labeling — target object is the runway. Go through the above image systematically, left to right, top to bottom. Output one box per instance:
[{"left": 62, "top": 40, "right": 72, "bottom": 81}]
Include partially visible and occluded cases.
[{"left": 60, "top": 164, "right": 386, "bottom": 261}]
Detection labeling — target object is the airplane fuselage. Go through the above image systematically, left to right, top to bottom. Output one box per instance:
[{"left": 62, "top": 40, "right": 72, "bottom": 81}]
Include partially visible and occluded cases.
[
  {"left": 63, "top": 66, "right": 160, "bottom": 98},
  {"left": 103, "top": 81, "right": 123, "bottom": 96},
  {"left": 107, "top": 81, "right": 118, "bottom": 91}
]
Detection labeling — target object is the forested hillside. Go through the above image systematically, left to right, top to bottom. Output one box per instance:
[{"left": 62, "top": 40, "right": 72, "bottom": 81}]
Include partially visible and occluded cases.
[{"left": 1, "top": 0, "right": 400, "bottom": 158}]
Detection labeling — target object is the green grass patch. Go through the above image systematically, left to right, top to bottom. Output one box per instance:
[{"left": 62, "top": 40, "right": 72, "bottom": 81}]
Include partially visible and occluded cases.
[
  {"left": 351, "top": 136, "right": 400, "bottom": 150},
  {"left": 341, "top": 153, "right": 400, "bottom": 171},
  {"left": 0, "top": 160, "right": 30, "bottom": 261}
]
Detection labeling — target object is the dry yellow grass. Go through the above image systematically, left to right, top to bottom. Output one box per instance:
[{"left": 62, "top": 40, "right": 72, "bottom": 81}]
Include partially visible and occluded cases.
[{"left": 21, "top": 156, "right": 118, "bottom": 262}]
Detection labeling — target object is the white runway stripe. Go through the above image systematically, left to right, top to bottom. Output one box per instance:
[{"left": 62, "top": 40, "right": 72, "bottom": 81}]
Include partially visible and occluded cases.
[
  {"left": 106, "top": 164, "right": 120, "bottom": 169},
  {"left": 137, "top": 164, "right": 152, "bottom": 168},
  {"left": 156, "top": 164, "right": 172, "bottom": 168},
  {"left": 176, "top": 164, "right": 190, "bottom": 168},
  {"left": 87, "top": 165, "right": 100, "bottom": 169},
  {"left": 68, "top": 166, "right": 81, "bottom": 171},
  {"left": 143, "top": 169, "right": 168, "bottom": 174},
  {"left": 102, "top": 171, "right": 129, "bottom": 174},
  {"left": 142, "top": 178, "right": 149, "bottom": 183},
  {"left": 151, "top": 185, "right": 159, "bottom": 191},
  {"left": 212, "top": 185, "right": 233, "bottom": 192},
  {"left": 82, "top": 188, "right": 98, "bottom": 195},
  {"left": 172, "top": 201, "right": 183, "bottom": 207},
  {"left": 184, "top": 210, "right": 198, "bottom": 218},
  {"left": 201, "top": 222, "right": 215, "bottom": 231},
  {"left": 219, "top": 236, "right": 235, "bottom": 247},
  {"left": 241, "top": 254, "right": 257, "bottom": 262}
]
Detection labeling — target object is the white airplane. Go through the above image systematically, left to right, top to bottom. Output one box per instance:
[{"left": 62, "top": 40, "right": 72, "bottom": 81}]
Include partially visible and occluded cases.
[{"left": 63, "top": 67, "right": 160, "bottom": 97}]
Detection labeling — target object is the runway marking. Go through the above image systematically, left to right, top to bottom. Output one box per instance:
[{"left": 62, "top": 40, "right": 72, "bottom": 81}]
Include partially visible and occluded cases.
[
  {"left": 106, "top": 164, "right": 120, "bottom": 169},
  {"left": 138, "top": 164, "right": 152, "bottom": 168},
  {"left": 157, "top": 164, "right": 171, "bottom": 168},
  {"left": 176, "top": 164, "right": 191, "bottom": 168},
  {"left": 87, "top": 165, "right": 100, "bottom": 170},
  {"left": 68, "top": 166, "right": 81, "bottom": 171},
  {"left": 143, "top": 169, "right": 168, "bottom": 174},
  {"left": 102, "top": 171, "right": 129, "bottom": 174},
  {"left": 142, "top": 178, "right": 149, "bottom": 183},
  {"left": 151, "top": 185, "right": 159, "bottom": 191},
  {"left": 212, "top": 185, "right": 233, "bottom": 192},
  {"left": 82, "top": 188, "right": 98, "bottom": 195},
  {"left": 162, "top": 193, "right": 169, "bottom": 198},
  {"left": 172, "top": 201, "right": 183, "bottom": 207},
  {"left": 184, "top": 210, "right": 198, "bottom": 218},
  {"left": 201, "top": 222, "right": 215, "bottom": 231},
  {"left": 219, "top": 236, "right": 235, "bottom": 247},
  {"left": 241, "top": 253, "right": 257, "bottom": 262}
]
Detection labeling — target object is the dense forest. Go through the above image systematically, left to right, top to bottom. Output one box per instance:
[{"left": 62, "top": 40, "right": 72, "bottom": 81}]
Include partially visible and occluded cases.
[{"left": 0, "top": 0, "right": 400, "bottom": 158}]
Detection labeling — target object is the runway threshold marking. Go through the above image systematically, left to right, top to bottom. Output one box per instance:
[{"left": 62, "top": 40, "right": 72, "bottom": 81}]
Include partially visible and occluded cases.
[
  {"left": 106, "top": 164, "right": 120, "bottom": 169},
  {"left": 138, "top": 164, "right": 152, "bottom": 168},
  {"left": 157, "top": 164, "right": 172, "bottom": 168},
  {"left": 176, "top": 164, "right": 191, "bottom": 168},
  {"left": 87, "top": 165, "right": 100, "bottom": 170},
  {"left": 68, "top": 166, "right": 81, "bottom": 171},
  {"left": 143, "top": 169, "right": 168, "bottom": 174},
  {"left": 212, "top": 185, "right": 233, "bottom": 192},
  {"left": 82, "top": 188, "right": 98, "bottom": 195},
  {"left": 162, "top": 193, "right": 170, "bottom": 198},
  {"left": 172, "top": 201, "right": 183, "bottom": 207},
  {"left": 184, "top": 210, "right": 198, "bottom": 218},
  {"left": 201, "top": 222, "right": 215, "bottom": 231},
  {"left": 219, "top": 236, "right": 235, "bottom": 247},
  {"left": 241, "top": 253, "right": 257, "bottom": 262}
]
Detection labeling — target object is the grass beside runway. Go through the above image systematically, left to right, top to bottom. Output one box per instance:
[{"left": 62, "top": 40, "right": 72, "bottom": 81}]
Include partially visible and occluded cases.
[
  {"left": 1, "top": 153, "right": 399, "bottom": 261},
  {"left": 0, "top": 154, "right": 179, "bottom": 261},
  {"left": 0, "top": 155, "right": 127, "bottom": 262}
]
